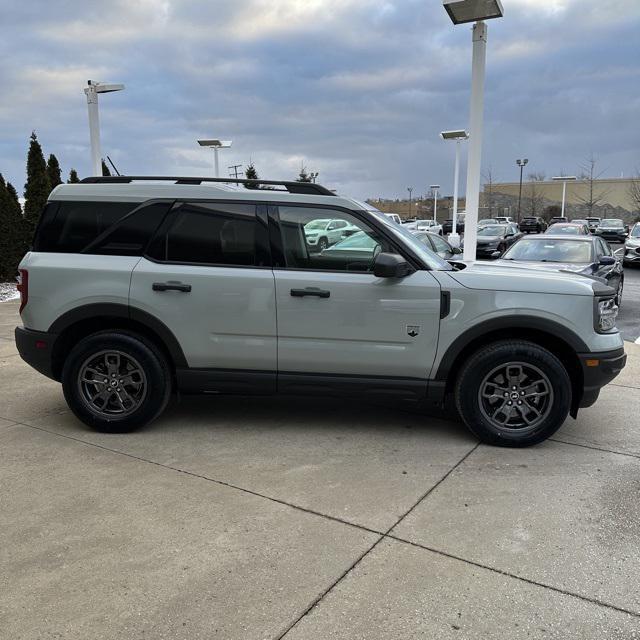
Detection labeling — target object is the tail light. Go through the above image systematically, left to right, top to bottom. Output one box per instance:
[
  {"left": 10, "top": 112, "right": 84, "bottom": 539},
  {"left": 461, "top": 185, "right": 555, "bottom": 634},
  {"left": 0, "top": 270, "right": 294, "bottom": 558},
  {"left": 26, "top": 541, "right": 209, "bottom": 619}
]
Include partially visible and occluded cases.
[{"left": 16, "top": 269, "right": 28, "bottom": 313}]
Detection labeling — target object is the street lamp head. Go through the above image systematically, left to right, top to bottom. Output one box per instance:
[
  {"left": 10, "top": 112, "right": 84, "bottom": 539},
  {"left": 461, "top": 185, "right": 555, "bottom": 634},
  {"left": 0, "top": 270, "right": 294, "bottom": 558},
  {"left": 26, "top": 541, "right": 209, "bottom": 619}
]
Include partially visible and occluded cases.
[
  {"left": 443, "top": 0, "right": 504, "bottom": 25},
  {"left": 86, "top": 81, "right": 125, "bottom": 94},
  {"left": 440, "top": 130, "right": 469, "bottom": 141},
  {"left": 198, "top": 139, "right": 233, "bottom": 149},
  {"left": 516, "top": 158, "right": 529, "bottom": 167},
  {"left": 552, "top": 176, "right": 577, "bottom": 182},
  {"left": 430, "top": 185, "right": 441, "bottom": 190}
]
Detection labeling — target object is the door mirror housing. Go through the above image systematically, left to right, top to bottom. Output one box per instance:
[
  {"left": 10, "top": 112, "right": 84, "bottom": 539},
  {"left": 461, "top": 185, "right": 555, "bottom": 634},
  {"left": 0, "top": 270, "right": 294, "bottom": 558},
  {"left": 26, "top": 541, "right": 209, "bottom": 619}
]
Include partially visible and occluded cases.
[
  {"left": 452, "top": 246, "right": 462, "bottom": 255},
  {"left": 373, "top": 253, "right": 413, "bottom": 278},
  {"left": 599, "top": 255, "right": 616, "bottom": 266}
]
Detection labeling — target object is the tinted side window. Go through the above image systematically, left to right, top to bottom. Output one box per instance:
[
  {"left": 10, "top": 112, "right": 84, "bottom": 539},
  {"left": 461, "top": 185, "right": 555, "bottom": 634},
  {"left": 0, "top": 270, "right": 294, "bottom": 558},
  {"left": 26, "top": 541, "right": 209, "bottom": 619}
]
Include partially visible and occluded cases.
[
  {"left": 33, "top": 201, "right": 139, "bottom": 253},
  {"left": 89, "top": 202, "right": 172, "bottom": 256},
  {"left": 147, "top": 202, "right": 257, "bottom": 266}
]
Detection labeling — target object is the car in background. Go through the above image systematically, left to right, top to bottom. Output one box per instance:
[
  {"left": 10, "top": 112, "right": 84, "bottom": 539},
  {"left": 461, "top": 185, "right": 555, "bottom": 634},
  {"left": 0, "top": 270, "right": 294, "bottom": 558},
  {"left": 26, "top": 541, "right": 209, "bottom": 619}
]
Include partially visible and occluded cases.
[
  {"left": 385, "top": 213, "right": 402, "bottom": 225},
  {"left": 442, "top": 213, "right": 466, "bottom": 235},
  {"left": 493, "top": 216, "right": 516, "bottom": 225},
  {"left": 520, "top": 216, "right": 548, "bottom": 234},
  {"left": 549, "top": 216, "right": 569, "bottom": 226},
  {"left": 586, "top": 217, "right": 601, "bottom": 233},
  {"left": 304, "top": 218, "right": 359, "bottom": 251},
  {"left": 477, "top": 218, "right": 495, "bottom": 228},
  {"left": 596, "top": 218, "right": 629, "bottom": 244},
  {"left": 403, "top": 219, "right": 443, "bottom": 235},
  {"left": 572, "top": 219, "right": 589, "bottom": 226},
  {"left": 546, "top": 222, "right": 590, "bottom": 235},
  {"left": 466, "top": 223, "right": 522, "bottom": 259},
  {"left": 623, "top": 223, "right": 640, "bottom": 266},
  {"left": 412, "top": 231, "right": 462, "bottom": 261},
  {"left": 496, "top": 234, "right": 624, "bottom": 305}
]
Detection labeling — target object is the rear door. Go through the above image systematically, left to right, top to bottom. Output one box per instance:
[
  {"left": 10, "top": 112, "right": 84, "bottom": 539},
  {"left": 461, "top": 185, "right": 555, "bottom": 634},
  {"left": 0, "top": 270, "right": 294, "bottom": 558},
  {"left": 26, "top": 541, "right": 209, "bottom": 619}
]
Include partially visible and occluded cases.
[
  {"left": 129, "top": 200, "right": 277, "bottom": 388},
  {"left": 270, "top": 205, "right": 442, "bottom": 386}
]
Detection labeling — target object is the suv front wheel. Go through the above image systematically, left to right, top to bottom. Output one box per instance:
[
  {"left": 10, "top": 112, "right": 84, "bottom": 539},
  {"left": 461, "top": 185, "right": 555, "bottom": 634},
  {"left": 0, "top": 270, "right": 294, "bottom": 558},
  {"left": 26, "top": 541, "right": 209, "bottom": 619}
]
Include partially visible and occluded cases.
[
  {"left": 62, "top": 331, "right": 172, "bottom": 433},
  {"left": 455, "top": 340, "right": 571, "bottom": 447}
]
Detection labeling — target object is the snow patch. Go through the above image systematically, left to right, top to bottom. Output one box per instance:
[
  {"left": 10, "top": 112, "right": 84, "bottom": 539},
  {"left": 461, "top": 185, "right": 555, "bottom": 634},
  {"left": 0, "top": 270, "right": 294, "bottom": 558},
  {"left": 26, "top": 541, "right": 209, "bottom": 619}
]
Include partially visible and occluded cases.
[{"left": 0, "top": 282, "right": 19, "bottom": 302}]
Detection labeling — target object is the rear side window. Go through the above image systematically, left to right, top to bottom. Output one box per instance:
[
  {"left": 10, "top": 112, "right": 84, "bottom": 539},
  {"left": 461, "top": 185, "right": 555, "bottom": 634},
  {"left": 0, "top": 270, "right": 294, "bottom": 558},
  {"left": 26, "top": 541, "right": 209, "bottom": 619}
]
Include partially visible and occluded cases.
[
  {"left": 34, "top": 201, "right": 139, "bottom": 253},
  {"left": 146, "top": 202, "right": 258, "bottom": 266}
]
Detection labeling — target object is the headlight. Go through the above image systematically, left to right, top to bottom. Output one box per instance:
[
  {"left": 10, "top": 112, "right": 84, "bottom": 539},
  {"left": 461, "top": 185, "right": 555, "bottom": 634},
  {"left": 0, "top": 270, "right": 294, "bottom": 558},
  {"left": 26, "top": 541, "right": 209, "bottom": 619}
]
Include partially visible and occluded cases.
[{"left": 596, "top": 298, "right": 618, "bottom": 333}]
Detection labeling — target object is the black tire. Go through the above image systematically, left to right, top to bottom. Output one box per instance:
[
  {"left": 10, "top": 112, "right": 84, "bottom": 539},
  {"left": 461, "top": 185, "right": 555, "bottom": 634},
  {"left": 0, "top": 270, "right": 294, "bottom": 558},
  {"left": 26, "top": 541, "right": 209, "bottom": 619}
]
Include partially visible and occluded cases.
[
  {"left": 318, "top": 237, "right": 329, "bottom": 251},
  {"left": 62, "top": 331, "right": 172, "bottom": 433},
  {"left": 455, "top": 340, "right": 571, "bottom": 447}
]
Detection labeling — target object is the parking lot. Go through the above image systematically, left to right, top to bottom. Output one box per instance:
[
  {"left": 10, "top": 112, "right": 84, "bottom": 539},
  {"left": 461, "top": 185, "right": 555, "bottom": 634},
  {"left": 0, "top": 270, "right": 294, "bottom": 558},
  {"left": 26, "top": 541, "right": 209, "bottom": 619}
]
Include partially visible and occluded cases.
[{"left": 1, "top": 297, "right": 639, "bottom": 639}]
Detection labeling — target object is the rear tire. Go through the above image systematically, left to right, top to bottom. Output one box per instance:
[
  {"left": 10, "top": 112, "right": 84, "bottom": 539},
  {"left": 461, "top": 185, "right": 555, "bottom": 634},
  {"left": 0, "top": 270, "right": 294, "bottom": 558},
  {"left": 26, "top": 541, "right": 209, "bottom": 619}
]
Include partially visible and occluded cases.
[
  {"left": 62, "top": 331, "right": 172, "bottom": 433},
  {"left": 455, "top": 340, "right": 571, "bottom": 447}
]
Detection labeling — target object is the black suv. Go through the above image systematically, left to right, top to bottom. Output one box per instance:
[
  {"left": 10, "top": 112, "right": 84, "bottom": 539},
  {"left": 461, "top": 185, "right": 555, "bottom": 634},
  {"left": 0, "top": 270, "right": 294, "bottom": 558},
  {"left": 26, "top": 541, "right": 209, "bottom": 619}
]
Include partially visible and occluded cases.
[
  {"left": 442, "top": 213, "right": 465, "bottom": 235},
  {"left": 520, "top": 217, "right": 548, "bottom": 234}
]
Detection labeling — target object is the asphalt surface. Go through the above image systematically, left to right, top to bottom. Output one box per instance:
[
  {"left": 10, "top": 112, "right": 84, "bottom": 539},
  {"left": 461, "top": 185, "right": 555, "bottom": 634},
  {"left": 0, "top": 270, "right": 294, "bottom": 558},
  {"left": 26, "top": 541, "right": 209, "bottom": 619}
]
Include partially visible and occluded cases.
[
  {"left": 620, "top": 263, "right": 640, "bottom": 343},
  {"left": 2, "top": 299, "right": 640, "bottom": 639}
]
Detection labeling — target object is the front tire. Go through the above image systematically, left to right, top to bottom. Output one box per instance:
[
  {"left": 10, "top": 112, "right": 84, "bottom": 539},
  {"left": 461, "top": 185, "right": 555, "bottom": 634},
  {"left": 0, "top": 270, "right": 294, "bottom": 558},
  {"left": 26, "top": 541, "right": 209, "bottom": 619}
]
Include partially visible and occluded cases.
[
  {"left": 62, "top": 331, "right": 172, "bottom": 433},
  {"left": 455, "top": 340, "right": 571, "bottom": 447}
]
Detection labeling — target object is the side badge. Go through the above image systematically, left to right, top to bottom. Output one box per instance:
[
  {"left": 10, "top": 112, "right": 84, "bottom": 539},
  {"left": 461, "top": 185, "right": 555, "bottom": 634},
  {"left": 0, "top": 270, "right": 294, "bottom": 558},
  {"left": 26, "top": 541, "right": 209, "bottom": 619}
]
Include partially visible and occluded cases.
[{"left": 407, "top": 325, "right": 420, "bottom": 338}]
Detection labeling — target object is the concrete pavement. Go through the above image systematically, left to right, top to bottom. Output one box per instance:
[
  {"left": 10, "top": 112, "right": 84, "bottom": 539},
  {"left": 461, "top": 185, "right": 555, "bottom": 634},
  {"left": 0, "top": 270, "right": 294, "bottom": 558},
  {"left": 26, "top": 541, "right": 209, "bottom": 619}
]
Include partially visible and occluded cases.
[{"left": 1, "top": 299, "right": 639, "bottom": 639}]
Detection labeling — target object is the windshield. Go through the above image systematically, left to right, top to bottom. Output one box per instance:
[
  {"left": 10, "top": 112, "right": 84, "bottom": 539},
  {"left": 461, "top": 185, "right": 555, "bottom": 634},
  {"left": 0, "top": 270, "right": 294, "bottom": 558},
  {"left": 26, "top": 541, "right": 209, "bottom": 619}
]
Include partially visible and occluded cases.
[
  {"left": 304, "top": 219, "right": 329, "bottom": 230},
  {"left": 601, "top": 219, "right": 623, "bottom": 227},
  {"left": 548, "top": 224, "right": 581, "bottom": 234},
  {"left": 631, "top": 224, "right": 640, "bottom": 238},
  {"left": 478, "top": 225, "right": 506, "bottom": 236},
  {"left": 503, "top": 238, "right": 593, "bottom": 263}
]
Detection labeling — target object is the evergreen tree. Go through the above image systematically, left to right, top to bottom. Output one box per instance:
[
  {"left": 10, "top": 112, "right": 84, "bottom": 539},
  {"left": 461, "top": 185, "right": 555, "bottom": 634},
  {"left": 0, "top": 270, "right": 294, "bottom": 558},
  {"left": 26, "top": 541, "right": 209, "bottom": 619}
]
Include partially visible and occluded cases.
[
  {"left": 23, "top": 132, "right": 50, "bottom": 236},
  {"left": 46, "top": 153, "right": 63, "bottom": 191},
  {"left": 101, "top": 160, "right": 111, "bottom": 177},
  {"left": 245, "top": 163, "right": 258, "bottom": 180},
  {"left": 296, "top": 165, "right": 312, "bottom": 182},
  {"left": 68, "top": 168, "right": 80, "bottom": 183},
  {"left": 0, "top": 176, "right": 27, "bottom": 279},
  {"left": 0, "top": 176, "right": 9, "bottom": 279}
]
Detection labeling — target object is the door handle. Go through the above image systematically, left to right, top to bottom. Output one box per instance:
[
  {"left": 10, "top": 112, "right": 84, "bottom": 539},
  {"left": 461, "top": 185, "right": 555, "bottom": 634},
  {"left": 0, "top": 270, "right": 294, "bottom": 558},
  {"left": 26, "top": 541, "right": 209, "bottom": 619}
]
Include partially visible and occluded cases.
[
  {"left": 152, "top": 282, "right": 192, "bottom": 293},
  {"left": 290, "top": 287, "right": 330, "bottom": 299}
]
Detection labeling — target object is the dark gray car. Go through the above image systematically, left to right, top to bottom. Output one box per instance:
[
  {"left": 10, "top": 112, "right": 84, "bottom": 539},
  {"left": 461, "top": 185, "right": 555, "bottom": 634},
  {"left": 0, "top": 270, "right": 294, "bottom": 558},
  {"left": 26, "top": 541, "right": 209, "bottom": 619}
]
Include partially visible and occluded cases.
[{"left": 495, "top": 234, "right": 624, "bottom": 305}]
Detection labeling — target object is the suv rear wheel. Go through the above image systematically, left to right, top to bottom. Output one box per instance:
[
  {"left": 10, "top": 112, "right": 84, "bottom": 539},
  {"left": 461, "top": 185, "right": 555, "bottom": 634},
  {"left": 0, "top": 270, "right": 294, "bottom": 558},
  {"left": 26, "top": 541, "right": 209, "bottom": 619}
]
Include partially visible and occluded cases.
[
  {"left": 62, "top": 331, "right": 172, "bottom": 433},
  {"left": 455, "top": 340, "right": 571, "bottom": 447}
]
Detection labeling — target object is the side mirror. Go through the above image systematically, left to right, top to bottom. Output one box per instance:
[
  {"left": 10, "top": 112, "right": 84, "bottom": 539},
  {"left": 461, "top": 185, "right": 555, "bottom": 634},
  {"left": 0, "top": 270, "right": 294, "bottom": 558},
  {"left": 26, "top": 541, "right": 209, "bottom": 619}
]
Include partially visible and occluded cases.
[
  {"left": 452, "top": 247, "right": 462, "bottom": 255},
  {"left": 373, "top": 252, "right": 413, "bottom": 278},
  {"left": 599, "top": 255, "right": 616, "bottom": 266}
]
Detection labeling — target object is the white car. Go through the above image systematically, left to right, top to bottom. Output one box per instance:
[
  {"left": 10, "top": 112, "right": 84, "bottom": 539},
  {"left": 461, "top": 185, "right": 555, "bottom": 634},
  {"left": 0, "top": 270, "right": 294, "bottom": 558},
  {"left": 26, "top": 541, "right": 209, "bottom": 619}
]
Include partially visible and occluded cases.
[
  {"left": 15, "top": 175, "right": 626, "bottom": 447},
  {"left": 385, "top": 213, "right": 402, "bottom": 225},
  {"left": 304, "top": 218, "right": 358, "bottom": 251},
  {"left": 404, "top": 219, "right": 443, "bottom": 235},
  {"left": 623, "top": 223, "right": 640, "bottom": 265}
]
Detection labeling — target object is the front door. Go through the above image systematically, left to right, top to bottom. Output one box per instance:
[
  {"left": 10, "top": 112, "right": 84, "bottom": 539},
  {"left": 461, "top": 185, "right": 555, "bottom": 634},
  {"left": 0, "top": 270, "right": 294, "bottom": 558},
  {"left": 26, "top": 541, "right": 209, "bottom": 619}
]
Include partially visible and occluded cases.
[{"left": 271, "top": 205, "right": 442, "bottom": 382}]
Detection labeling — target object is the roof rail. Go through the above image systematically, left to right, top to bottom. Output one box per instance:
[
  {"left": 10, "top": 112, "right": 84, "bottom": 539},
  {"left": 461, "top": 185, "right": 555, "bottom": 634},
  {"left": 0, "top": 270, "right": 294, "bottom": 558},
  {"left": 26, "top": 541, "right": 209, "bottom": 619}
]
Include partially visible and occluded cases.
[{"left": 79, "top": 175, "right": 335, "bottom": 196}]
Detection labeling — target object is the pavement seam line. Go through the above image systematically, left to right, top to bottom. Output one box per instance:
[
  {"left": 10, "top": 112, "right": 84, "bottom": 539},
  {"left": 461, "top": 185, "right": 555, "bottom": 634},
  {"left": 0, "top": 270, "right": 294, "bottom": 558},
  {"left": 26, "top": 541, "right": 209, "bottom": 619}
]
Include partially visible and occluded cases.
[
  {"left": 609, "top": 382, "right": 640, "bottom": 391},
  {"left": 549, "top": 437, "right": 640, "bottom": 460},
  {"left": 275, "top": 442, "right": 481, "bottom": 639},
  {"left": 384, "top": 534, "right": 640, "bottom": 620}
]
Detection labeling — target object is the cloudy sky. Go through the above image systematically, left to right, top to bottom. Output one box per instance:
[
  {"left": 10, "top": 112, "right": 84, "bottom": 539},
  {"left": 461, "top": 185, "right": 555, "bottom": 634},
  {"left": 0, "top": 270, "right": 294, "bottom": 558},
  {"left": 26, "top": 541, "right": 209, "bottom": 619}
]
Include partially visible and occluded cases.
[{"left": 0, "top": 0, "right": 639, "bottom": 199}]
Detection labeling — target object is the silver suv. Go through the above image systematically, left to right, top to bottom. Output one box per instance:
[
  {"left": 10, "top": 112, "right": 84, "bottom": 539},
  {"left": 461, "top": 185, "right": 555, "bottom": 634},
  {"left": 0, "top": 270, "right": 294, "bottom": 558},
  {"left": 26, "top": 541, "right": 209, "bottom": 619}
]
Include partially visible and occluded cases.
[{"left": 15, "top": 176, "right": 626, "bottom": 447}]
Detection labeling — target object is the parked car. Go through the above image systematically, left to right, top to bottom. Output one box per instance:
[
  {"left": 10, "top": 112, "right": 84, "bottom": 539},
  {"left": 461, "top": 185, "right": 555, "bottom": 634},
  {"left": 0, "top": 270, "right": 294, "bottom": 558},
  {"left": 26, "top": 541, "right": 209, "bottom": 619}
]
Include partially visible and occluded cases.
[
  {"left": 15, "top": 175, "right": 626, "bottom": 448},
  {"left": 385, "top": 213, "right": 402, "bottom": 225},
  {"left": 442, "top": 213, "right": 466, "bottom": 235},
  {"left": 493, "top": 216, "right": 516, "bottom": 225},
  {"left": 549, "top": 216, "right": 569, "bottom": 226},
  {"left": 520, "top": 217, "right": 548, "bottom": 234},
  {"left": 585, "top": 217, "right": 601, "bottom": 233},
  {"left": 304, "top": 218, "right": 359, "bottom": 251},
  {"left": 477, "top": 218, "right": 495, "bottom": 228},
  {"left": 403, "top": 219, "right": 443, "bottom": 235},
  {"left": 571, "top": 219, "right": 589, "bottom": 226},
  {"left": 596, "top": 219, "right": 629, "bottom": 244},
  {"left": 545, "top": 222, "right": 590, "bottom": 235},
  {"left": 468, "top": 223, "right": 523, "bottom": 259},
  {"left": 623, "top": 223, "right": 640, "bottom": 266},
  {"left": 412, "top": 231, "right": 462, "bottom": 261},
  {"left": 497, "top": 234, "right": 624, "bottom": 305}
]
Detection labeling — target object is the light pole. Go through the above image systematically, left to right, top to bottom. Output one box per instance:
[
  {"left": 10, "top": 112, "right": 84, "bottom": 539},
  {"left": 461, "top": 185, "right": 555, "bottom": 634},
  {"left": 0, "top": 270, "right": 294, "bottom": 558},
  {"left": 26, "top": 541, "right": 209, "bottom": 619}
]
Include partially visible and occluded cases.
[
  {"left": 443, "top": 0, "right": 504, "bottom": 260},
  {"left": 84, "top": 80, "right": 124, "bottom": 177},
  {"left": 440, "top": 130, "right": 469, "bottom": 247},
  {"left": 197, "top": 139, "right": 233, "bottom": 178},
  {"left": 516, "top": 158, "right": 529, "bottom": 222},
  {"left": 552, "top": 176, "right": 577, "bottom": 218},
  {"left": 430, "top": 184, "right": 440, "bottom": 222},
  {"left": 407, "top": 187, "right": 413, "bottom": 220}
]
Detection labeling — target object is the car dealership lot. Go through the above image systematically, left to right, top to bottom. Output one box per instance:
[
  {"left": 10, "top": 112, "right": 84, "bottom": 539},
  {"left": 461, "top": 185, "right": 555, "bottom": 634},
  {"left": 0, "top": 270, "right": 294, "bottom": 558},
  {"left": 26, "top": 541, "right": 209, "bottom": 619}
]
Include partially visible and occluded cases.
[{"left": 1, "top": 298, "right": 639, "bottom": 639}]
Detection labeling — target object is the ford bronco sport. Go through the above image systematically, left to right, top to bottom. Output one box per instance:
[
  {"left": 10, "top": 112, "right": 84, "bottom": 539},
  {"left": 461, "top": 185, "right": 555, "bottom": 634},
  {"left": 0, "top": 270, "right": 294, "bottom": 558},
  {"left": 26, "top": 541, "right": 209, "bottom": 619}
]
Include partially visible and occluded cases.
[{"left": 15, "top": 176, "right": 626, "bottom": 447}]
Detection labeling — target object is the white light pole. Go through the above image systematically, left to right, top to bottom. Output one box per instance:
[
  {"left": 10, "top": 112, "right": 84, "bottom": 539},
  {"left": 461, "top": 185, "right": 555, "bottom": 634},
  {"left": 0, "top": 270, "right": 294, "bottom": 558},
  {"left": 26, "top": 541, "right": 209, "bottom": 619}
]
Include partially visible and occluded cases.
[
  {"left": 443, "top": 0, "right": 504, "bottom": 261},
  {"left": 84, "top": 80, "right": 124, "bottom": 177},
  {"left": 441, "top": 130, "right": 469, "bottom": 248},
  {"left": 197, "top": 139, "right": 233, "bottom": 178},
  {"left": 552, "top": 176, "right": 577, "bottom": 218},
  {"left": 430, "top": 184, "right": 440, "bottom": 222}
]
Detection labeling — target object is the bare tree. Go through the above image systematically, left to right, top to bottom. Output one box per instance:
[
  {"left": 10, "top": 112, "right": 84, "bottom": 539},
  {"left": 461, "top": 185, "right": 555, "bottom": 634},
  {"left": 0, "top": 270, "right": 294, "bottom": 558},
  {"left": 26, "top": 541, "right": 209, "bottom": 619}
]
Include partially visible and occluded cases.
[
  {"left": 576, "top": 155, "right": 611, "bottom": 215},
  {"left": 482, "top": 167, "right": 495, "bottom": 217},
  {"left": 628, "top": 171, "right": 640, "bottom": 215},
  {"left": 526, "top": 173, "right": 546, "bottom": 217}
]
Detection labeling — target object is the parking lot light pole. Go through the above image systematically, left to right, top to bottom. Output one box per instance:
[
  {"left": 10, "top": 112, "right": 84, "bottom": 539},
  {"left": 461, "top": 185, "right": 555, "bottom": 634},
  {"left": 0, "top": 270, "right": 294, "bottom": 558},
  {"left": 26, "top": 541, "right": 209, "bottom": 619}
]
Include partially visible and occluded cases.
[
  {"left": 443, "top": 0, "right": 504, "bottom": 261},
  {"left": 84, "top": 81, "right": 125, "bottom": 177},
  {"left": 441, "top": 130, "right": 469, "bottom": 247},
  {"left": 197, "top": 139, "right": 233, "bottom": 178},
  {"left": 516, "top": 158, "right": 529, "bottom": 222},
  {"left": 552, "top": 176, "right": 577, "bottom": 218},
  {"left": 430, "top": 185, "right": 440, "bottom": 222}
]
